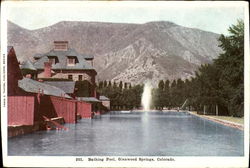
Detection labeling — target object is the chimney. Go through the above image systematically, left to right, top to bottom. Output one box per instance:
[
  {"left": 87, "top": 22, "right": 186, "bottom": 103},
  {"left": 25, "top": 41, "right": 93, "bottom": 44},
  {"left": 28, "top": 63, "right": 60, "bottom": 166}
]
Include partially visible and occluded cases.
[
  {"left": 54, "top": 41, "right": 68, "bottom": 51},
  {"left": 44, "top": 62, "right": 52, "bottom": 78}
]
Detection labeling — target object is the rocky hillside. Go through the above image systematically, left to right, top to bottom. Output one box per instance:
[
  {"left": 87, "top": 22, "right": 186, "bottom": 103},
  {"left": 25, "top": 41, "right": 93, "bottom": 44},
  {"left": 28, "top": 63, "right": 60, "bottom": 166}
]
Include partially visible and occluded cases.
[{"left": 7, "top": 21, "right": 222, "bottom": 85}]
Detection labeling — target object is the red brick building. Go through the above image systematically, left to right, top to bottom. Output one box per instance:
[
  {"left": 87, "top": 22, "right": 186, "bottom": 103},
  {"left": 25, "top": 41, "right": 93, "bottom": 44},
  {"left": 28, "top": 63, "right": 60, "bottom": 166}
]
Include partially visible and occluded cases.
[
  {"left": 25, "top": 41, "right": 97, "bottom": 98},
  {"left": 33, "top": 41, "right": 96, "bottom": 82}
]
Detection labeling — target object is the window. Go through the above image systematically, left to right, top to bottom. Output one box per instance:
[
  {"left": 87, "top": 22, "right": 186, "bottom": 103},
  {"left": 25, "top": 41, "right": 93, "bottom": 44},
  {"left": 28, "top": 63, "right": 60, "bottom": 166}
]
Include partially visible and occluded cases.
[
  {"left": 48, "top": 56, "right": 58, "bottom": 64},
  {"left": 67, "top": 57, "right": 75, "bottom": 66},
  {"left": 49, "top": 58, "right": 56, "bottom": 64},
  {"left": 68, "top": 75, "right": 73, "bottom": 80},
  {"left": 79, "top": 75, "right": 82, "bottom": 81}
]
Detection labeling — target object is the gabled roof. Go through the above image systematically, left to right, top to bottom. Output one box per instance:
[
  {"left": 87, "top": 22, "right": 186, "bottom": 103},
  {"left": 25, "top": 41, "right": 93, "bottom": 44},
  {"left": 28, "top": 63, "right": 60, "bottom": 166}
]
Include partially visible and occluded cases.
[
  {"left": 7, "top": 46, "right": 13, "bottom": 54},
  {"left": 33, "top": 48, "right": 95, "bottom": 71},
  {"left": 20, "top": 60, "right": 37, "bottom": 71},
  {"left": 18, "top": 78, "right": 71, "bottom": 98},
  {"left": 44, "top": 81, "right": 76, "bottom": 94},
  {"left": 99, "top": 95, "right": 110, "bottom": 101},
  {"left": 76, "top": 97, "right": 101, "bottom": 103}
]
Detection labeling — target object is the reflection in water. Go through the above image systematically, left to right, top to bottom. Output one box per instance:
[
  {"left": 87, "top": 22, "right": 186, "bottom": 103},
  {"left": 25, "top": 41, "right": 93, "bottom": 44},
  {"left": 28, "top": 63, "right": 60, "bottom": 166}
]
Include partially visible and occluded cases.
[{"left": 8, "top": 111, "right": 243, "bottom": 156}]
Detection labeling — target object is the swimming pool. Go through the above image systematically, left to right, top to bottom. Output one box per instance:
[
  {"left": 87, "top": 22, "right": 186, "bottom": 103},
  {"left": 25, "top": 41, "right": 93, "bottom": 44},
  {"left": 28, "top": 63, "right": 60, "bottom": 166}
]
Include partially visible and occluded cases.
[{"left": 8, "top": 111, "right": 244, "bottom": 156}]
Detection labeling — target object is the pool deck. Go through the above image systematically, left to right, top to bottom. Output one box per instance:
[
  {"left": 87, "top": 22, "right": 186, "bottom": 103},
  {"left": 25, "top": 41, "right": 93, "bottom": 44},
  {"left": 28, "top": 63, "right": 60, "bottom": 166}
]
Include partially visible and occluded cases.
[{"left": 188, "top": 111, "right": 244, "bottom": 131}]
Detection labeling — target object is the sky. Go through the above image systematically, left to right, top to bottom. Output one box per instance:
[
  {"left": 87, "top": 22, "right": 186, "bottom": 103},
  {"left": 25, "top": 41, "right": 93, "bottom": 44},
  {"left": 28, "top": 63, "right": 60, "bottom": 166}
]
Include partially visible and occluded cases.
[{"left": 5, "top": 1, "right": 246, "bottom": 35}]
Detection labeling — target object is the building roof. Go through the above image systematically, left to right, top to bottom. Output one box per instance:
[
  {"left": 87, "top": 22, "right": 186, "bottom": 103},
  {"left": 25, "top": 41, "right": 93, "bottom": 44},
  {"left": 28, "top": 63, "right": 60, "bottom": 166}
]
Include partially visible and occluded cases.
[
  {"left": 7, "top": 46, "right": 13, "bottom": 54},
  {"left": 33, "top": 48, "right": 95, "bottom": 71},
  {"left": 33, "top": 53, "right": 43, "bottom": 59},
  {"left": 83, "top": 54, "right": 94, "bottom": 60},
  {"left": 20, "top": 60, "right": 37, "bottom": 71},
  {"left": 18, "top": 78, "right": 71, "bottom": 98},
  {"left": 44, "top": 81, "right": 76, "bottom": 94},
  {"left": 99, "top": 95, "right": 110, "bottom": 101},
  {"left": 76, "top": 97, "right": 101, "bottom": 103}
]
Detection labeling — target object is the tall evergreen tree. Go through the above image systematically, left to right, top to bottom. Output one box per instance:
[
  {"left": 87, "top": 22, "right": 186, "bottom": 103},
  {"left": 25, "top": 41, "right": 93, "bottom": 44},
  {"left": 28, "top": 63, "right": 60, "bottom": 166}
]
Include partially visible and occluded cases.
[
  {"left": 184, "top": 19, "right": 244, "bottom": 117},
  {"left": 215, "top": 19, "right": 244, "bottom": 117},
  {"left": 103, "top": 80, "right": 107, "bottom": 88},
  {"left": 158, "top": 80, "right": 164, "bottom": 91},
  {"left": 164, "top": 80, "right": 170, "bottom": 108},
  {"left": 98, "top": 81, "right": 103, "bottom": 89},
  {"left": 108, "top": 81, "right": 112, "bottom": 88},
  {"left": 119, "top": 81, "right": 123, "bottom": 90},
  {"left": 129, "top": 83, "right": 132, "bottom": 89}
]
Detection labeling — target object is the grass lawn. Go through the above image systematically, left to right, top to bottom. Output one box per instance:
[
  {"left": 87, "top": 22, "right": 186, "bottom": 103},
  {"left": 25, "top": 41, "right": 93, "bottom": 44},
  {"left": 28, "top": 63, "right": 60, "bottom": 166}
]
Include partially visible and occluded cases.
[
  {"left": 190, "top": 111, "right": 244, "bottom": 125},
  {"left": 209, "top": 115, "right": 244, "bottom": 125}
]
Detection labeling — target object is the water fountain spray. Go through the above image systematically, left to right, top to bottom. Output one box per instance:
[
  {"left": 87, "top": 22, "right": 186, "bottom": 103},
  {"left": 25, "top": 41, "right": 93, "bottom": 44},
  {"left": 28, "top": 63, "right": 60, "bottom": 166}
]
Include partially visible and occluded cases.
[{"left": 141, "top": 82, "right": 152, "bottom": 111}]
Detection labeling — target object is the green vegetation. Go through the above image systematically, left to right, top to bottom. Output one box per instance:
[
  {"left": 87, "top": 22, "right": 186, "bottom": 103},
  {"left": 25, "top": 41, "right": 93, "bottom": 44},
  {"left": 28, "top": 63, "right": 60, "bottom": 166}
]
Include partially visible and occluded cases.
[
  {"left": 98, "top": 20, "right": 244, "bottom": 117},
  {"left": 154, "top": 20, "right": 244, "bottom": 117},
  {"left": 192, "top": 20, "right": 244, "bottom": 117},
  {"left": 21, "top": 69, "right": 37, "bottom": 79},
  {"left": 153, "top": 79, "right": 187, "bottom": 110},
  {"left": 75, "top": 80, "right": 92, "bottom": 97},
  {"left": 97, "top": 81, "right": 143, "bottom": 110},
  {"left": 190, "top": 111, "right": 244, "bottom": 124},
  {"left": 211, "top": 116, "right": 244, "bottom": 124}
]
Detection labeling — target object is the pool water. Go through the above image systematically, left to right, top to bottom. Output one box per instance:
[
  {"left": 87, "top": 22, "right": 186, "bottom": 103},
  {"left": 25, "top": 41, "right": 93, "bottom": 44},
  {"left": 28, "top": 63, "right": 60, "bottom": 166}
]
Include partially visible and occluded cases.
[{"left": 8, "top": 111, "right": 244, "bottom": 156}]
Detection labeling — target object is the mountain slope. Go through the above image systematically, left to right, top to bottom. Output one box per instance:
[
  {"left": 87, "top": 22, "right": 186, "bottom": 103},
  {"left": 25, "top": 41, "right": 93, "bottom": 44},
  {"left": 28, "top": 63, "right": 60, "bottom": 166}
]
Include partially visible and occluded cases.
[{"left": 7, "top": 21, "right": 222, "bottom": 85}]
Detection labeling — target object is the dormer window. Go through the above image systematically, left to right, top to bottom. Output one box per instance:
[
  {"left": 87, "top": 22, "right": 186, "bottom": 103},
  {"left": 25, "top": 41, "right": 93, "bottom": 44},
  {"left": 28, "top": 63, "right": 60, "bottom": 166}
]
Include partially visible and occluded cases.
[
  {"left": 48, "top": 56, "right": 58, "bottom": 64},
  {"left": 67, "top": 56, "right": 78, "bottom": 66},
  {"left": 68, "top": 57, "right": 75, "bottom": 65},
  {"left": 49, "top": 58, "right": 56, "bottom": 64}
]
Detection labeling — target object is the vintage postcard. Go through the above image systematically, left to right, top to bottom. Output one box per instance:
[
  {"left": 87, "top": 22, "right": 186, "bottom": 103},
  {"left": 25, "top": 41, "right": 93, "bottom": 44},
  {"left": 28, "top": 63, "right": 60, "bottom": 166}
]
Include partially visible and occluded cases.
[{"left": 1, "top": 1, "right": 249, "bottom": 167}]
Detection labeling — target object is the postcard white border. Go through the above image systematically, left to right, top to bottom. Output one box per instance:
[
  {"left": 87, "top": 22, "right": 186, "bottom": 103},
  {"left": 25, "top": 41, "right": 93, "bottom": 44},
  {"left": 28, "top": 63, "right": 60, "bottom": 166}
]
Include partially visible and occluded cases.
[
  {"left": 1, "top": 1, "right": 249, "bottom": 167},
  {"left": 1, "top": 1, "right": 8, "bottom": 167}
]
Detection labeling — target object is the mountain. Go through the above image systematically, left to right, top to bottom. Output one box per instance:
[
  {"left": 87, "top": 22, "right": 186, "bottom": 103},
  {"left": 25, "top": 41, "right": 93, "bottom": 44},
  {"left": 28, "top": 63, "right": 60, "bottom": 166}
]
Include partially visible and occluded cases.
[{"left": 7, "top": 21, "right": 222, "bottom": 86}]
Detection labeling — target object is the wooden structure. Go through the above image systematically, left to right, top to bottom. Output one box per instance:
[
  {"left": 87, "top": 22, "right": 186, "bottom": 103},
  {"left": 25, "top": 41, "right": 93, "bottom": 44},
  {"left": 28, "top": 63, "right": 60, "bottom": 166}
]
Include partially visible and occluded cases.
[
  {"left": 7, "top": 46, "right": 94, "bottom": 137},
  {"left": 8, "top": 96, "right": 35, "bottom": 125},
  {"left": 77, "top": 101, "right": 92, "bottom": 118}
]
